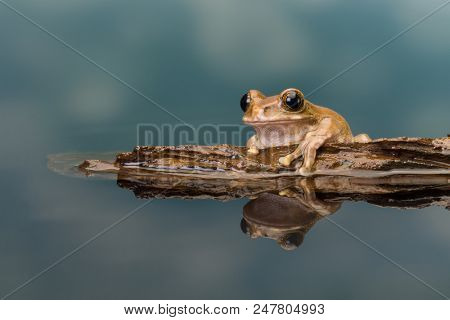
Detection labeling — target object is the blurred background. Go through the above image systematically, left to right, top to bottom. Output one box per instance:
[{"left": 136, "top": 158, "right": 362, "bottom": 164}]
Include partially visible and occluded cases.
[{"left": 0, "top": 0, "right": 449, "bottom": 299}]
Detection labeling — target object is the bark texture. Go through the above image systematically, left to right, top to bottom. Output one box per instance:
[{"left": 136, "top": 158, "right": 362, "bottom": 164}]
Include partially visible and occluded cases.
[{"left": 114, "top": 137, "right": 450, "bottom": 174}]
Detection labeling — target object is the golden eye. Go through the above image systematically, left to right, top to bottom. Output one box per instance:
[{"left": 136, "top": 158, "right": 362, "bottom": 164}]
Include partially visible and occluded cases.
[{"left": 282, "top": 90, "right": 305, "bottom": 112}]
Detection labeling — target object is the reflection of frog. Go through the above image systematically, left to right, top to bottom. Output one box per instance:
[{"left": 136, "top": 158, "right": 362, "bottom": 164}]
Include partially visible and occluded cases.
[
  {"left": 241, "top": 88, "right": 370, "bottom": 175},
  {"left": 240, "top": 180, "right": 341, "bottom": 250}
]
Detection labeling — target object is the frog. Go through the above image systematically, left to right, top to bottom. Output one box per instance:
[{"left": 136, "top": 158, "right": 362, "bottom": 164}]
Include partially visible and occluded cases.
[{"left": 241, "top": 88, "right": 370, "bottom": 175}]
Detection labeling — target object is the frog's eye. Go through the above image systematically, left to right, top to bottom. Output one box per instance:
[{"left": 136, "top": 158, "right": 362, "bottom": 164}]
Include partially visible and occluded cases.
[
  {"left": 282, "top": 90, "right": 305, "bottom": 112},
  {"left": 240, "top": 93, "right": 251, "bottom": 112}
]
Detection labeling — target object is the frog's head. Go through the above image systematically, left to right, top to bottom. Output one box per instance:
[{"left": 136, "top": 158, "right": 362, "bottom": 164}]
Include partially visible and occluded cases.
[{"left": 241, "top": 88, "right": 315, "bottom": 126}]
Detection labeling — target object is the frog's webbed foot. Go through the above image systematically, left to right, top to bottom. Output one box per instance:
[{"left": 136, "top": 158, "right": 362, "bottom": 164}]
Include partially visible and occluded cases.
[
  {"left": 353, "top": 133, "right": 371, "bottom": 143},
  {"left": 277, "top": 138, "right": 322, "bottom": 176},
  {"left": 278, "top": 143, "right": 305, "bottom": 167},
  {"left": 278, "top": 145, "right": 312, "bottom": 176},
  {"left": 247, "top": 147, "right": 259, "bottom": 155},
  {"left": 278, "top": 154, "right": 296, "bottom": 167},
  {"left": 298, "top": 166, "right": 313, "bottom": 176},
  {"left": 278, "top": 188, "right": 298, "bottom": 198}
]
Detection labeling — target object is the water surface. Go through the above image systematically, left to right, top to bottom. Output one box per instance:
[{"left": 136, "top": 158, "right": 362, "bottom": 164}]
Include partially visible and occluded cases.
[{"left": 1, "top": 0, "right": 449, "bottom": 299}]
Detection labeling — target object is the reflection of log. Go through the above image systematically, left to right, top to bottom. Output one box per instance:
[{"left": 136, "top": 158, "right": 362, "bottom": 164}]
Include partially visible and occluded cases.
[
  {"left": 114, "top": 137, "right": 450, "bottom": 175},
  {"left": 115, "top": 172, "right": 449, "bottom": 209}
]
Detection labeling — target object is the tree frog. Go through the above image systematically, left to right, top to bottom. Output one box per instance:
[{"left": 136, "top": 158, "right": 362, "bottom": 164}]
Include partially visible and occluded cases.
[{"left": 241, "top": 88, "right": 370, "bottom": 175}]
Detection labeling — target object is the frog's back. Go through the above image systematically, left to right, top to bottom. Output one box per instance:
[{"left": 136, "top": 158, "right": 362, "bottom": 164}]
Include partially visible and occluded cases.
[{"left": 310, "top": 104, "right": 353, "bottom": 141}]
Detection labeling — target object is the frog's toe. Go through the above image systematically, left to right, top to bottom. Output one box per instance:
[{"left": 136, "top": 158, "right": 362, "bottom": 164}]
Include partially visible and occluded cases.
[
  {"left": 353, "top": 133, "right": 371, "bottom": 143},
  {"left": 247, "top": 148, "right": 259, "bottom": 155},
  {"left": 278, "top": 155, "right": 293, "bottom": 167},
  {"left": 298, "top": 167, "right": 313, "bottom": 176},
  {"left": 279, "top": 189, "right": 295, "bottom": 197}
]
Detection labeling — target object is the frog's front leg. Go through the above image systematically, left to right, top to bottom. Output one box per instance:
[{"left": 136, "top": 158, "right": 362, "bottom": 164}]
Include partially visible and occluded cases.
[
  {"left": 279, "top": 118, "right": 334, "bottom": 175},
  {"left": 246, "top": 134, "right": 260, "bottom": 155},
  {"left": 299, "top": 134, "right": 331, "bottom": 175},
  {"left": 278, "top": 143, "right": 304, "bottom": 167},
  {"left": 279, "top": 179, "right": 341, "bottom": 216}
]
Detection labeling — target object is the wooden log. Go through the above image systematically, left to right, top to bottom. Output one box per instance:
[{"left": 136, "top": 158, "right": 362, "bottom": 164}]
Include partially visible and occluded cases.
[{"left": 114, "top": 137, "right": 450, "bottom": 176}]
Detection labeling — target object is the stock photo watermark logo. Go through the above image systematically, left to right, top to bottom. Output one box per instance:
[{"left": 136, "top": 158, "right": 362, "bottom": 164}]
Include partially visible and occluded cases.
[
  {"left": 134, "top": 123, "right": 303, "bottom": 168},
  {"left": 134, "top": 123, "right": 254, "bottom": 169},
  {"left": 134, "top": 123, "right": 256, "bottom": 164},
  {"left": 137, "top": 123, "right": 255, "bottom": 147}
]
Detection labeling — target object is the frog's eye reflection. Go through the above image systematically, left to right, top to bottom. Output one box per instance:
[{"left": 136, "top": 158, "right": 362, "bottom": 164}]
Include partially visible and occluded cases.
[
  {"left": 283, "top": 90, "right": 304, "bottom": 112},
  {"left": 240, "top": 93, "right": 251, "bottom": 112},
  {"left": 240, "top": 218, "right": 250, "bottom": 235},
  {"left": 279, "top": 232, "right": 304, "bottom": 251}
]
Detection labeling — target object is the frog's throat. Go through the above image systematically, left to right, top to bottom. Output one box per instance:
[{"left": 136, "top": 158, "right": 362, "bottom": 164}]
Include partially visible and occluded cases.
[{"left": 249, "top": 122, "right": 312, "bottom": 148}]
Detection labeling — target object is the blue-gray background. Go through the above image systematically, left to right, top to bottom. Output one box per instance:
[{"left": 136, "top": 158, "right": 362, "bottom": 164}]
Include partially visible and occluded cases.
[{"left": 0, "top": 0, "right": 449, "bottom": 299}]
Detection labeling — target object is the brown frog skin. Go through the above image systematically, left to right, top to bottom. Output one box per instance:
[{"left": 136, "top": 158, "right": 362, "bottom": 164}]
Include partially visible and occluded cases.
[{"left": 241, "top": 88, "right": 371, "bottom": 175}]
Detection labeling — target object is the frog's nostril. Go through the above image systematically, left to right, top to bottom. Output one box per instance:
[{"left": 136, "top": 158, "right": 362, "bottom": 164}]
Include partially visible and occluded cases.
[{"left": 263, "top": 105, "right": 274, "bottom": 115}]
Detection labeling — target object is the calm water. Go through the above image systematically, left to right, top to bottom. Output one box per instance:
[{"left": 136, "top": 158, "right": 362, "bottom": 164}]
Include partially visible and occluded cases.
[{"left": 1, "top": 0, "right": 449, "bottom": 299}]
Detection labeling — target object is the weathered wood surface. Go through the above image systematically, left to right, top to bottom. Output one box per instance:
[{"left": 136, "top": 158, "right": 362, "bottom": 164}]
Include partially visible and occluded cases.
[{"left": 114, "top": 137, "right": 450, "bottom": 175}]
